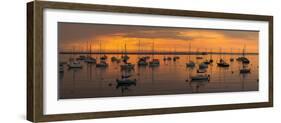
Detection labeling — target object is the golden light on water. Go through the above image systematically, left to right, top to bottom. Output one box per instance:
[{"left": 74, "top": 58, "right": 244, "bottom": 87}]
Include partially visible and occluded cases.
[{"left": 58, "top": 23, "right": 259, "bottom": 53}]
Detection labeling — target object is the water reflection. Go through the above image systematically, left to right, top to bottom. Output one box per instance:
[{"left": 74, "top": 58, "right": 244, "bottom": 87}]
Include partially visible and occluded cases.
[{"left": 59, "top": 54, "right": 258, "bottom": 99}]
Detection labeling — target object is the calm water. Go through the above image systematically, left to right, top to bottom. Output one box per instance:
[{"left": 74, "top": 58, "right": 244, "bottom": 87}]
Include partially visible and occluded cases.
[{"left": 59, "top": 54, "right": 258, "bottom": 99}]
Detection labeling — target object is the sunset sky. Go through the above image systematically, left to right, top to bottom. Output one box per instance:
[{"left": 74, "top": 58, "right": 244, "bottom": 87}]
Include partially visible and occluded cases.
[{"left": 58, "top": 22, "right": 259, "bottom": 53}]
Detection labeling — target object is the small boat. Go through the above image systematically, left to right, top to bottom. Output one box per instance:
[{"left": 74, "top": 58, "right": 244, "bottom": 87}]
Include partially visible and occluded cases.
[
  {"left": 84, "top": 41, "right": 96, "bottom": 64},
  {"left": 149, "top": 41, "right": 160, "bottom": 67},
  {"left": 186, "top": 41, "right": 195, "bottom": 68},
  {"left": 237, "top": 44, "right": 250, "bottom": 64},
  {"left": 229, "top": 48, "right": 234, "bottom": 62},
  {"left": 100, "top": 55, "right": 107, "bottom": 60},
  {"left": 121, "top": 55, "right": 129, "bottom": 61},
  {"left": 84, "top": 56, "right": 96, "bottom": 64},
  {"left": 111, "top": 56, "right": 118, "bottom": 62},
  {"left": 111, "top": 56, "right": 121, "bottom": 63},
  {"left": 173, "top": 56, "right": 180, "bottom": 62},
  {"left": 196, "top": 56, "right": 203, "bottom": 59},
  {"left": 167, "top": 57, "right": 172, "bottom": 61},
  {"left": 236, "top": 57, "right": 250, "bottom": 64},
  {"left": 137, "top": 58, "right": 148, "bottom": 66},
  {"left": 149, "top": 59, "right": 160, "bottom": 67},
  {"left": 217, "top": 59, "right": 230, "bottom": 67},
  {"left": 96, "top": 60, "right": 108, "bottom": 67},
  {"left": 203, "top": 60, "right": 211, "bottom": 64},
  {"left": 68, "top": 61, "right": 82, "bottom": 69},
  {"left": 186, "top": 61, "right": 195, "bottom": 67},
  {"left": 199, "top": 62, "right": 208, "bottom": 69},
  {"left": 120, "top": 63, "right": 135, "bottom": 70},
  {"left": 191, "top": 74, "right": 210, "bottom": 81},
  {"left": 116, "top": 78, "right": 137, "bottom": 85}
]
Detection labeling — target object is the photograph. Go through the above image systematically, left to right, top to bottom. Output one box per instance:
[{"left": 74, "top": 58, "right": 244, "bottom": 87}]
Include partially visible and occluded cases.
[{"left": 58, "top": 22, "right": 259, "bottom": 99}]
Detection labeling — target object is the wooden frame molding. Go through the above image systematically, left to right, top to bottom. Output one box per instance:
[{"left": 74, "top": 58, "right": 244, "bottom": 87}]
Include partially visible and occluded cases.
[{"left": 27, "top": 1, "right": 273, "bottom": 122}]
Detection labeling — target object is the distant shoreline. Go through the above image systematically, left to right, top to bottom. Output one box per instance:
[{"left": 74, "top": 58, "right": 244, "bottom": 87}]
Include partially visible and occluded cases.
[{"left": 59, "top": 51, "right": 259, "bottom": 55}]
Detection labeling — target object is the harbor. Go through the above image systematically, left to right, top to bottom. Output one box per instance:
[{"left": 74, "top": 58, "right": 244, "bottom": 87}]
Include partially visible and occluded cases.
[{"left": 59, "top": 52, "right": 258, "bottom": 99}]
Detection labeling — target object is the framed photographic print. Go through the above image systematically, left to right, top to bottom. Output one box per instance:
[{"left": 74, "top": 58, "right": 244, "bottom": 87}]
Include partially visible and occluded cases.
[{"left": 27, "top": 0, "right": 273, "bottom": 122}]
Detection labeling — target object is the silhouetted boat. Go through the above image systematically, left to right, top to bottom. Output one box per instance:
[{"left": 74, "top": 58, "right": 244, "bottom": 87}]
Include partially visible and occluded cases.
[
  {"left": 149, "top": 40, "right": 160, "bottom": 67},
  {"left": 84, "top": 41, "right": 97, "bottom": 64},
  {"left": 96, "top": 41, "right": 108, "bottom": 67},
  {"left": 186, "top": 41, "right": 195, "bottom": 68},
  {"left": 236, "top": 43, "right": 250, "bottom": 64},
  {"left": 68, "top": 47, "right": 83, "bottom": 69},
  {"left": 217, "top": 48, "right": 230, "bottom": 67},
  {"left": 230, "top": 48, "right": 234, "bottom": 62},
  {"left": 111, "top": 56, "right": 120, "bottom": 62},
  {"left": 84, "top": 57, "right": 96, "bottom": 64},
  {"left": 138, "top": 57, "right": 148, "bottom": 66},
  {"left": 149, "top": 59, "right": 160, "bottom": 67},
  {"left": 217, "top": 59, "right": 230, "bottom": 67},
  {"left": 96, "top": 60, "right": 108, "bottom": 67},
  {"left": 203, "top": 60, "right": 211, "bottom": 64},
  {"left": 68, "top": 61, "right": 82, "bottom": 68},
  {"left": 186, "top": 61, "right": 196, "bottom": 67},
  {"left": 116, "top": 72, "right": 137, "bottom": 84},
  {"left": 191, "top": 74, "right": 210, "bottom": 81},
  {"left": 116, "top": 78, "right": 137, "bottom": 84}
]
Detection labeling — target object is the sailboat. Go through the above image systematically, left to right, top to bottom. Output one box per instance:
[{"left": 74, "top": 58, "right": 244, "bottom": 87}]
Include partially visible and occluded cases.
[
  {"left": 137, "top": 40, "right": 148, "bottom": 66},
  {"left": 149, "top": 40, "right": 160, "bottom": 67},
  {"left": 84, "top": 41, "right": 97, "bottom": 64},
  {"left": 96, "top": 41, "right": 108, "bottom": 67},
  {"left": 111, "top": 41, "right": 121, "bottom": 63},
  {"left": 186, "top": 41, "right": 195, "bottom": 67},
  {"left": 120, "top": 42, "right": 135, "bottom": 70},
  {"left": 236, "top": 43, "right": 250, "bottom": 64},
  {"left": 68, "top": 47, "right": 83, "bottom": 69},
  {"left": 240, "top": 47, "right": 251, "bottom": 74},
  {"left": 173, "top": 48, "right": 180, "bottom": 62},
  {"left": 203, "top": 48, "right": 212, "bottom": 64},
  {"left": 217, "top": 48, "right": 230, "bottom": 67},
  {"left": 229, "top": 48, "right": 234, "bottom": 62},
  {"left": 116, "top": 71, "right": 137, "bottom": 85},
  {"left": 190, "top": 74, "right": 210, "bottom": 81}
]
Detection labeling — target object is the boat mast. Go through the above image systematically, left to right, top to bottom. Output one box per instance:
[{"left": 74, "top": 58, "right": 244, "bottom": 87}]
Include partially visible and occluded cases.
[
  {"left": 99, "top": 40, "right": 101, "bottom": 58},
  {"left": 138, "top": 40, "right": 141, "bottom": 58},
  {"left": 152, "top": 40, "right": 155, "bottom": 59},
  {"left": 188, "top": 40, "right": 191, "bottom": 61},
  {"left": 90, "top": 41, "right": 92, "bottom": 55},
  {"left": 125, "top": 41, "right": 127, "bottom": 55},
  {"left": 220, "top": 47, "right": 222, "bottom": 60},
  {"left": 210, "top": 48, "right": 212, "bottom": 60}
]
